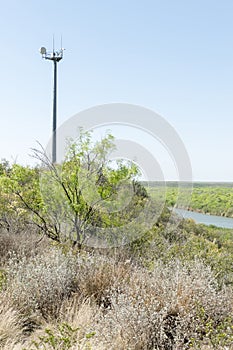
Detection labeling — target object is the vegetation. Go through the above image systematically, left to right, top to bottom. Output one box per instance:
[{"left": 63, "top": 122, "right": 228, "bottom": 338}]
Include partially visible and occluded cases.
[
  {"left": 0, "top": 131, "right": 147, "bottom": 248},
  {"left": 0, "top": 135, "right": 232, "bottom": 349},
  {"left": 149, "top": 182, "right": 233, "bottom": 217},
  {"left": 0, "top": 219, "right": 232, "bottom": 349}
]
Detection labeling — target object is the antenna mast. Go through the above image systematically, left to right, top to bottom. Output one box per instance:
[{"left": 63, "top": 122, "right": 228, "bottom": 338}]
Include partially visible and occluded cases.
[{"left": 39, "top": 37, "right": 64, "bottom": 164}]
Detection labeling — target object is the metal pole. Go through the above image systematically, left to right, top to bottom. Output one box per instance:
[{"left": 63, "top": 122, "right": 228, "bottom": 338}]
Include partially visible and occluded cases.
[
  {"left": 39, "top": 43, "right": 64, "bottom": 164},
  {"left": 52, "top": 59, "right": 57, "bottom": 164}
]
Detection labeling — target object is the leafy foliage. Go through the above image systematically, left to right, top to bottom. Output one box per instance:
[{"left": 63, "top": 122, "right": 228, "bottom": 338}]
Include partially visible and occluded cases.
[
  {"left": 0, "top": 131, "right": 147, "bottom": 247},
  {"left": 0, "top": 164, "right": 41, "bottom": 232}
]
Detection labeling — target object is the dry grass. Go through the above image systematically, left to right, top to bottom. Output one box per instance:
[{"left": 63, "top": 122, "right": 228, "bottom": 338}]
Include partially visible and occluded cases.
[
  {"left": 0, "top": 228, "right": 50, "bottom": 267},
  {"left": 0, "top": 230, "right": 232, "bottom": 350},
  {"left": 76, "top": 255, "right": 132, "bottom": 306},
  {"left": 92, "top": 260, "right": 233, "bottom": 349},
  {"left": 0, "top": 293, "right": 25, "bottom": 348}
]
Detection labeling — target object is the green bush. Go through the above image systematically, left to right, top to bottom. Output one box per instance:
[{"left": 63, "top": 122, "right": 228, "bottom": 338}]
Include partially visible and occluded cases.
[{"left": 24, "top": 322, "right": 95, "bottom": 350}]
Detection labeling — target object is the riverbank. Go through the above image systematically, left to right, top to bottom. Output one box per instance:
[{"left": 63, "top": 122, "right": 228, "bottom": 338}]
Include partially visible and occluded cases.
[
  {"left": 148, "top": 183, "right": 233, "bottom": 218},
  {"left": 174, "top": 207, "right": 233, "bottom": 229}
]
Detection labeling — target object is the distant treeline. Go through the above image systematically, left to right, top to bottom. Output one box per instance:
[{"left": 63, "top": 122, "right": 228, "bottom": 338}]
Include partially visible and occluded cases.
[
  {"left": 143, "top": 181, "right": 233, "bottom": 188},
  {"left": 148, "top": 182, "right": 233, "bottom": 218}
]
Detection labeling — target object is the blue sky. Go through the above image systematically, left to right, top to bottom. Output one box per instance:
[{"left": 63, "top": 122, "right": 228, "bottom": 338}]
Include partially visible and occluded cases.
[{"left": 0, "top": 0, "right": 233, "bottom": 181}]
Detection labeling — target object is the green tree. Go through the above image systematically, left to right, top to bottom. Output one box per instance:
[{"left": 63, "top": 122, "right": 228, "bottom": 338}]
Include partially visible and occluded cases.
[
  {"left": 6, "top": 130, "right": 146, "bottom": 248},
  {"left": 0, "top": 159, "right": 10, "bottom": 176},
  {"left": 0, "top": 164, "right": 46, "bottom": 234}
]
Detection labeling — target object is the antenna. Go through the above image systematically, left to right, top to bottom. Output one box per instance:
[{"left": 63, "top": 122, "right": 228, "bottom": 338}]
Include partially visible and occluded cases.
[
  {"left": 53, "top": 34, "right": 55, "bottom": 54},
  {"left": 61, "top": 35, "right": 63, "bottom": 51},
  {"left": 39, "top": 47, "right": 47, "bottom": 55}
]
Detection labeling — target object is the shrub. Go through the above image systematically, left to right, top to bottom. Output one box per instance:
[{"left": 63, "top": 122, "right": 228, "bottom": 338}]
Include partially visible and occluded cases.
[
  {"left": 0, "top": 229, "right": 50, "bottom": 267},
  {"left": 1, "top": 229, "right": 232, "bottom": 349},
  {"left": 6, "top": 248, "right": 79, "bottom": 319},
  {"left": 76, "top": 256, "right": 132, "bottom": 306},
  {"left": 94, "top": 260, "right": 233, "bottom": 349}
]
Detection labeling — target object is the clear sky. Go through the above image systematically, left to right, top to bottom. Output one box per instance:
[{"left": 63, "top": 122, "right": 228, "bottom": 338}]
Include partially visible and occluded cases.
[{"left": 0, "top": 0, "right": 233, "bottom": 181}]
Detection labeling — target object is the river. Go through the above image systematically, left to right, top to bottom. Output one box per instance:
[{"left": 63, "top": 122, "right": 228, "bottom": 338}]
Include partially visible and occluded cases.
[{"left": 174, "top": 208, "right": 233, "bottom": 229}]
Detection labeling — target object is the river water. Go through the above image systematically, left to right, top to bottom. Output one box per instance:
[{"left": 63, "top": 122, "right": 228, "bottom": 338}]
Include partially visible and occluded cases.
[{"left": 174, "top": 208, "right": 233, "bottom": 229}]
